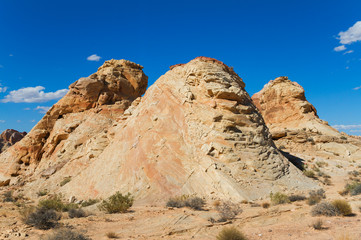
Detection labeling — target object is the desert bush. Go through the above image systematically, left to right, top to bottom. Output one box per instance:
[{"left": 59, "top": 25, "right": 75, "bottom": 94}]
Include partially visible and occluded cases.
[
  {"left": 316, "top": 161, "right": 328, "bottom": 168},
  {"left": 303, "top": 169, "right": 317, "bottom": 179},
  {"left": 59, "top": 177, "right": 72, "bottom": 187},
  {"left": 341, "top": 182, "right": 361, "bottom": 196},
  {"left": 37, "top": 189, "right": 48, "bottom": 197},
  {"left": 307, "top": 189, "right": 326, "bottom": 206},
  {"left": 3, "top": 191, "right": 15, "bottom": 202},
  {"left": 98, "top": 192, "right": 133, "bottom": 214},
  {"left": 270, "top": 192, "right": 290, "bottom": 205},
  {"left": 38, "top": 194, "right": 79, "bottom": 212},
  {"left": 289, "top": 194, "right": 306, "bottom": 202},
  {"left": 166, "top": 196, "right": 205, "bottom": 210},
  {"left": 184, "top": 197, "right": 205, "bottom": 210},
  {"left": 81, "top": 199, "right": 99, "bottom": 207},
  {"left": 332, "top": 200, "right": 352, "bottom": 216},
  {"left": 216, "top": 201, "right": 242, "bottom": 222},
  {"left": 262, "top": 202, "right": 270, "bottom": 208},
  {"left": 311, "top": 202, "right": 340, "bottom": 217},
  {"left": 25, "top": 207, "right": 60, "bottom": 229},
  {"left": 68, "top": 208, "right": 87, "bottom": 218},
  {"left": 311, "top": 219, "right": 323, "bottom": 230},
  {"left": 216, "top": 227, "right": 247, "bottom": 240},
  {"left": 44, "top": 229, "right": 91, "bottom": 240},
  {"left": 106, "top": 232, "right": 119, "bottom": 238}
]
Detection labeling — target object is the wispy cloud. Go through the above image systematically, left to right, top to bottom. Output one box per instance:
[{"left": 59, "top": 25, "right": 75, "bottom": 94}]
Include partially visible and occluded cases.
[
  {"left": 338, "top": 21, "right": 361, "bottom": 44},
  {"left": 334, "top": 45, "right": 346, "bottom": 52},
  {"left": 343, "top": 50, "right": 354, "bottom": 55},
  {"left": 9, "top": 54, "right": 13, "bottom": 57},
  {"left": 87, "top": 54, "right": 101, "bottom": 61},
  {"left": 0, "top": 65, "right": 3, "bottom": 68},
  {"left": 353, "top": 85, "right": 361, "bottom": 90},
  {"left": 1, "top": 86, "right": 68, "bottom": 103},
  {"left": 0, "top": 87, "right": 7, "bottom": 93},
  {"left": 34, "top": 106, "right": 51, "bottom": 114},
  {"left": 24, "top": 107, "right": 31, "bottom": 110},
  {"left": 0, "top": 120, "right": 5, "bottom": 123},
  {"left": 333, "top": 124, "right": 361, "bottom": 130}
]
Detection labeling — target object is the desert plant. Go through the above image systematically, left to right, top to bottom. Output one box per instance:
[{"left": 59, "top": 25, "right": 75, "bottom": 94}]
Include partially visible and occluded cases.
[
  {"left": 316, "top": 161, "right": 328, "bottom": 168},
  {"left": 303, "top": 169, "right": 317, "bottom": 179},
  {"left": 59, "top": 177, "right": 72, "bottom": 187},
  {"left": 37, "top": 189, "right": 48, "bottom": 197},
  {"left": 307, "top": 189, "right": 326, "bottom": 205},
  {"left": 3, "top": 191, "right": 15, "bottom": 202},
  {"left": 98, "top": 192, "right": 133, "bottom": 214},
  {"left": 270, "top": 192, "right": 290, "bottom": 205},
  {"left": 38, "top": 194, "right": 78, "bottom": 212},
  {"left": 289, "top": 194, "right": 306, "bottom": 202},
  {"left": 166, "top": 197, "right": 185, "bottom": 208},
  {"left": 184, "top": 197, "right": 205, "bottom": 210},
  {"left": 81, "top": 199, "right": 99, "bottom": 207},
  {"left": 332, "top": 200, "right": 352, "bottom": 216},
  {"left": 216, "top": 201, "right": 242, "bottom": 222},
  {"left": 262, "top": 202, "right": 270, "bottom": 208},
  {"left": 311, "top": 202, "right": 340, "bottom": 217},
  {"left": 25, "top": 207, "right": 60, "bottom": 230},
  {"left": 68, "top": 208, "right": 87, "bottom": 218},
  {"left": 311, "top": 219, "right": 324, "bottom": 230},
  {"left": 216, "top": 227, "right": 248, "bottom": 240},
  {"left": 44, "top": 228, "right": 91, "bottom": 240},
  {"left": 106, "top": 232, "right": 119, "bottom": 239}
]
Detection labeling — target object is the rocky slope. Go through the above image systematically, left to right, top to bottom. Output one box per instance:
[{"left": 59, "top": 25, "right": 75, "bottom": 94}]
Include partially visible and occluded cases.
[
  {"left": 0, "top": 58, "right": 317, "bottom": 204},
  {"left": 252, "top": 76, "right": 361, "bottom": 160},
  {"left": 0, "top": 129, "right": 26, "bottom": 153}
]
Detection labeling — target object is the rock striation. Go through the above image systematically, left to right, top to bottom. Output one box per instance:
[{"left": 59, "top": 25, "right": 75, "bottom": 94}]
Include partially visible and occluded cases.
[
  {"left": 0, "top": 58, "right": 316, "bottom": 203},
  {"left": 252, "top": 76, "right": 361, "bottom": 160},
  {"left": 0, "top": 129, "right": 26, "bottom": 153}
]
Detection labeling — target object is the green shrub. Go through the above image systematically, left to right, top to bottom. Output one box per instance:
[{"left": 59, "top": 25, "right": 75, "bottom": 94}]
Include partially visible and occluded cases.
[
  {"left": 303, "top": 170, "right": 317, "bottom": 179},
  {"left": 59, "top": 177, "right": 72, "bottom": 187},
  {"left": 37, "top": 189, "right": 48, "bottom": 197},
  {"left": 98, "top": 192, "right": 133, "bottom": 214},
  {"left": 270, "top": 192, "right": 290, "bottom": 205},
  {"left": 38, "top": 194, "right": 78, "bottom": 212},
  {"left": 289, "top": 194, "right": 306, "bottom": 202},
  {"left": 81, "top": 199, "right": 99, "bottom": 207},
  {"left": 332, "top": 200, "right": 352, "bottom": 216},
  {"left": 216, "top": 201, "right": 242, "bottom": 222},
  {"left": 311, "top": 202, "right": 340, "bottom": 217},
  {"left": 24, "top": 207, "right": 60, "bottom": 230},
  {"left": 68, "top": 208, "right": 87, "bottom": 218},
  {"left": 216, "top": 227, "right": 248, "bottom": 240},
  {"left": 44, "top": 229, "right": 91, "bottom": 240}
]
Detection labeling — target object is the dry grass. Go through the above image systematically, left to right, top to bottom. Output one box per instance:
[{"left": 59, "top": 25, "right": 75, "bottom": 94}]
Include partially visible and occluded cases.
[{"left": 106, "top": 232, "right": 119, "bottom": 238}]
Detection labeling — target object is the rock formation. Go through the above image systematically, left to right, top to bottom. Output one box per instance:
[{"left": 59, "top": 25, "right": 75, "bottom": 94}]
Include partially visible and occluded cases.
[
  {"left": 0, "top": 58, "right": 317, "bottom": 204},
  {"left": 252, "top": 76, "right": 361, "bottom": 160},
  {"left": 0, "top": 129, "right": 26, "bottom": 153}
]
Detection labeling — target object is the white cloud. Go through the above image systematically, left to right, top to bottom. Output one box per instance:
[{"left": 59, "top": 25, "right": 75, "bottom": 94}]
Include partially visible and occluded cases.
[
  {"left": 338, "top": 21, "right": 361, "bottom": 45},
  {"left": 334, "top": 45, "right": 346, "bottom": 52},
  {"left": 343, "top": 50, "right": 354, "bottom": 54},
  {"left": 9, "top": 54, "right": 13, "bottom": 57},
  {"left": 87, "top": 54, "right": 101, "bottom": 61},
  {"left": 346, "top": 66, "right": 350, "bottom": 69},
  {"left": 353, "top": 85, "right": 361, "bottom": 90},
  {"left": 1, "top": 86, "right": 68, "bottom": 103},
  {"left": 0, "top": 87, "right": 7, "bottom": 93},
  {"left": 34, "top": 106, "right": 51, "bottom": 114},
  {"left": 24, "top": 107, "right": 31, "bottom": 110},
  {"left": 30, "top": 119, "right": 35, "bottom": 122},
  {"left": 0, "top": 120, "right": 5, "bottom": 123},
  {"left": 17, "top": 120, "right": 21, "bottom": 123},
  {"left": 333, "top": 124, "right": 361, "bottom": 130}
]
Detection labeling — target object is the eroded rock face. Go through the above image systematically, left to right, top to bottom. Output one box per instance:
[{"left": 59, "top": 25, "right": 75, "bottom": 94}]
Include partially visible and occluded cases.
[
  {"left": 0, "top": 58, "right": 316, "bottom": 203},
  {"left": 0, "top": 59, "right": 147, "bottom": 178},
  {"left": 252, "top": 77, "right": 361, "bottom": 160},
  {"left": 0, "top": 129, "right": 26, "bottom": 153}
]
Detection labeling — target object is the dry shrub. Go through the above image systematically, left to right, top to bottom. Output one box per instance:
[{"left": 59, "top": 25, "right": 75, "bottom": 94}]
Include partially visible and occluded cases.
[
  {"left": 307, "top": 189, "right": 325, "bottom": 205},
  {"left": 289, "top": 194, "right": 306, "bottom": 202},
  {"left": 166, "top": 196, "right": 205, "bottom": 210},
  {"left": 332, "top": 200, "right": 352, "bottom": 216},
  {"left": 216, "top": 201, "right": 242, "bottom": 222},
  {"left": 262, "top": 202, "right": 270, "bottom": 208},
  {"left": 311, "top": 202, "right": 340, "bottom": 217},
  {"left": 25, "top": 207, "right": 60, "bottom": 230},
  {"left": 68, "top": 208, "right": 87, "bottom": 218},
  {"left": 311, "top": 219, "right": 323, "bottom": 230},
  {"left": 216, "top": 227, "right": 247, "bottom": 240},
  {"left": 44, "top": 228, "right": 91, "bottom": 240},
  {"left": 106, "top": 232, "right": 119, "bottom": 238}
]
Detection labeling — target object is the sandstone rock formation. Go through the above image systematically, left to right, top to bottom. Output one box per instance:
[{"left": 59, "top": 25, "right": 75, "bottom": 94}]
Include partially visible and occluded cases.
[
  {"left": 0, "top": 58, "right": 317, "bottom": 204},
  {"left": 252, "top": 76, "right": 361, "bottom": 160},
  {"left": 0, "top": 129, "right": 26, "bottom": 153}
]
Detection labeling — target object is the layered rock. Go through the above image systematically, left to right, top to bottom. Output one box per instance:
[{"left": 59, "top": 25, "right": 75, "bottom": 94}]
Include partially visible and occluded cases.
[
  {"left": 0, "top": 58, "right": 316, "bottom": 203},
  {"left": 252, "top": 77, "right": 361, "bottom": 160},
  {"left": 0, "top": 129, "right": 26, "bottom": 153}
]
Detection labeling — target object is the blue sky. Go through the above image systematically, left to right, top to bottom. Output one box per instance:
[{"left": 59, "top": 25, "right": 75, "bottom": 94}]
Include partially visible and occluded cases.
[{"left": 0, "top": 0, "right": 360, "bottom": 135}]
